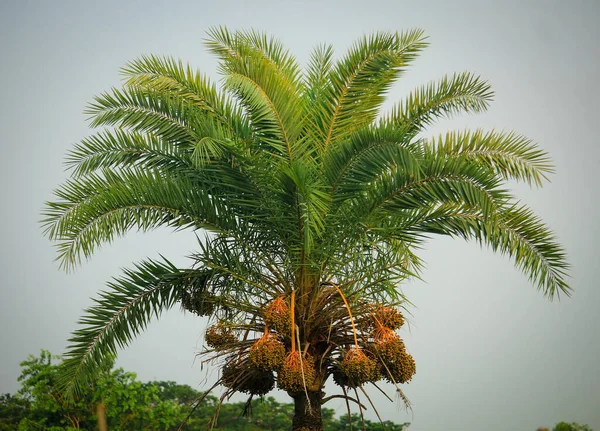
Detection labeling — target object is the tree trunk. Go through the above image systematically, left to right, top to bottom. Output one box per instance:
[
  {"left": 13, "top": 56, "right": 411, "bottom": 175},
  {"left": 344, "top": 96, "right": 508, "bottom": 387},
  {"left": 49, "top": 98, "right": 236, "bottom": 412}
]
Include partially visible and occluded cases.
[
  {"left": 292, "top": 390, "right": 324, "bottom": 431},
  {"left": 96, "top": 400, "right": 108, "bottom": 431}
]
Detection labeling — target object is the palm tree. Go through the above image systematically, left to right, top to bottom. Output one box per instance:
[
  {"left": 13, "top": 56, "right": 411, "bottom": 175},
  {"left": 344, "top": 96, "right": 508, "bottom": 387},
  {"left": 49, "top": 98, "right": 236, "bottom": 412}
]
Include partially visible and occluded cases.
[{"left": 42, "top": 27, "right": 570, "bottom": 430}]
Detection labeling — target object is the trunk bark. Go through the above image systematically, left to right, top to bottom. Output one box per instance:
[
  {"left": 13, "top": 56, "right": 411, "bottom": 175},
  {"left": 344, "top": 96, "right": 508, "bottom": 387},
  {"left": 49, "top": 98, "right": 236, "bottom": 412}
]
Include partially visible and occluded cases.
[
  {"left": 292, "top": 390, "right": 324, "bottom": 431},
  {"left": 96, "top": 400, "right": 107, "bottom": 431}
]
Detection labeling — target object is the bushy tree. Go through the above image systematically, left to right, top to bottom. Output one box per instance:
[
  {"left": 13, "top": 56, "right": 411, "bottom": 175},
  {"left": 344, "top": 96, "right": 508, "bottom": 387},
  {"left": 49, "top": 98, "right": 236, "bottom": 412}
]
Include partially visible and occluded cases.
[
  {"left": 43, "top": 27, "right": 570, "bottom": 430},
  {"left": 16, "top": 350, "right": 92, "bottom": 429},
  {"left": 13, "top": 351, "right": 188, "bottom": 430},
  {"left": 3, "top": 352, "right": 411, "bottom": 430},
  {"left": 0, "top": 394, "right": 29, "bottom": 431},
  {"left": 330, "top": 413, "right": 409, "bottom": 431},
  {"left": 553, "top": 422, "right": 593, "bottom": 431}
]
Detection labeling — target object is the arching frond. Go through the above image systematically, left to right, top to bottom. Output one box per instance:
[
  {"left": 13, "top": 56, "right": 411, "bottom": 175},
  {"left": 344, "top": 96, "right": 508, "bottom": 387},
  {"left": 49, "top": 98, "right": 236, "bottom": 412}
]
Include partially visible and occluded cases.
[
  {"left": 205, "top": 27, "right": 305, "bottom": 161},
  {"left": 321, "top": 29, "right": 428, "bottom": 149},
  {"left": 121, "top": 55, "right": 252, "bottom": 142},
  {"left": 222, "top": 72, "right": 296, "bottom": 158},
  {"left": 384, "top": 72, "right": 494, "bottom": 133},
  {"left": 86, "top": 87, "right": 197, "bottom": 144},
  {"left": 323, "top": 125, "right": 421, "bottom": 195},
  {"left": 66, "top": 127, "right": 243, "bottom": 179},
  {"left": 65, "top": 129, "right": 196, "bottom": 177},
  {"left": 425, "top": 129, "right": 554, "bottom": 186},
  {"left": 367, "top": 156, "right": 508, "bottom": 220},
  {"left": 323, "top": 158, "right": 507, "bottom": 273},
  {"left": 41, "top": 169, "right": 238, "bottom": 270},
  {"left": 414, "top": 203, "right": 570, "bottom": 298},
  {"left": 495, "top": 204, "right": 570, "bottom": 297},
  {"left": 60, "top": 258, "right": 207, "bottom": 397}
]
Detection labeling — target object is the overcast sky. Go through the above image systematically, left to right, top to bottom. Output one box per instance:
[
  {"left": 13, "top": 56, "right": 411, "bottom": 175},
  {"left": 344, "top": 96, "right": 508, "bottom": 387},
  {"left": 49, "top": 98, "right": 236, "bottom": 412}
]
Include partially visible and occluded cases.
[{"left": 1, "top": 1, "right": 598, "bottom": 430}]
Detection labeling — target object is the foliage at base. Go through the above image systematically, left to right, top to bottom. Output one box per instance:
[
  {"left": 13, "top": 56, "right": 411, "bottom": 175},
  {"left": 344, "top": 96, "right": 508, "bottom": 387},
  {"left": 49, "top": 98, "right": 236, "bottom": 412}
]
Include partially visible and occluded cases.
[{"left": 1, "top": 351, "right": 411, "bottom": 431}]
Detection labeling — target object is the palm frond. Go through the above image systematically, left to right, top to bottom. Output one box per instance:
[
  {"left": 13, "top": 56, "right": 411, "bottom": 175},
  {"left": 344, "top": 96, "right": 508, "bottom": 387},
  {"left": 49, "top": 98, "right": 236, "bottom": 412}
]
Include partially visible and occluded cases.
[
  {"left": 205, "top": 27, "right": 305, "bottom": 161},
  {"left": 206, "top": 27, "right": 302, "bottom": 86},
  {"left": 234, "top": 28, "right": 303, "bottom": 84},
  {"left": 321, "top": 29, "right": 428, "bottom": 149},
  {"left": 303, "top": 43, "right": 335, "bottom": 145},
  {"left": 121, "top": 55, "right": 252, "bottom": 142},
  {"left": 222, "top": 72, "right": 294, "bottom": 158},
  {"left": 384, "top": 72, "right": 493, "bottom": 133},
  {"left": 86, "top": 86, "right": 197, "bottom": 144},
  {"left": 323, "top": 125, "right": 420, "bottom": 195},
  {"left": 65, "top": 129, "right": 195, "bottom": 177},
  {"left": 426, "top": 129, "right": 554, "bottom": 186},
  {"left": 366, "top": 156, "right": 508, "bottom": 220},
  {"left": 279, "top": 162, "right": 331, "bottom": 256},
  {"left": 41, "top": 168, "right": 238, "bottom": 270},
  {"left": 415, "top": 203, "right": 570, "bottom": 298},
  {"left": 496, "top": 204, "right": 570, "bottom": 297},
  {"left": 193, "top": 232, "right": 287, "bottom": 301},
  {"left": 328, "top": 237, "right": 422, "bottom": 301},
  {"left": 60, "top": 258, "right": 206, "bottom": 397}
]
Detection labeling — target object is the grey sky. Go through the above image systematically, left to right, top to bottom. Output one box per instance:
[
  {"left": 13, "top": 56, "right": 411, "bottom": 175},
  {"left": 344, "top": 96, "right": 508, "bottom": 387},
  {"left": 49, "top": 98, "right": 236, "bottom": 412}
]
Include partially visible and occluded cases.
[{"left": 1, "top": 0, "right": 598, "bottom": 430}]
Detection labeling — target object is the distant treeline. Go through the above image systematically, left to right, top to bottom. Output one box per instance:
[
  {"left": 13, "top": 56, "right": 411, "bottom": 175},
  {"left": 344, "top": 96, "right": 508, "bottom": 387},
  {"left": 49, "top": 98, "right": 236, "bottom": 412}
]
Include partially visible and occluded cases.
[{"left": 0, "top": 350, "right": 409, "bottom": 430}]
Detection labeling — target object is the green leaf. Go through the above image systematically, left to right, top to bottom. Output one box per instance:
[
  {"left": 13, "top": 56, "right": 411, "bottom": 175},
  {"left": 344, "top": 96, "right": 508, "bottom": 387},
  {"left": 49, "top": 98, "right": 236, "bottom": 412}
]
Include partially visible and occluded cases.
[
  {"left": 321, "top": 29, "right": 428, "bottom": 149},
  {"left": 384, "top": 72, "right": 494, "bottom": 133},
  {"left": 426, "top": 129, "right": 554, "bottom": 186},
  {"left": 41, "top": 168, "right": 238, "bottom": 270},
  {"left": 60, "top": 258, "right": 204, "bottom": 397}
]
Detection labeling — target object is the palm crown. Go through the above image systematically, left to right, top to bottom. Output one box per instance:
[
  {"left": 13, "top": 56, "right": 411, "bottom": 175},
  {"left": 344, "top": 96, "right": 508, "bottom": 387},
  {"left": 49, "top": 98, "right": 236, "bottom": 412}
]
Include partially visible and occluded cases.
[{"left": 43, "top": 27, "right": 569, "bottom": 430}]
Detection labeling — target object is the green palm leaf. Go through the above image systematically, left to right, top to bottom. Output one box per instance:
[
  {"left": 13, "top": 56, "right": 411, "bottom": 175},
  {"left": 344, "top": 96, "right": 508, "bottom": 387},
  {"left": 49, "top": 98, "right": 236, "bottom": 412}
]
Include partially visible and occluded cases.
[
  {"left": 205, "top": 27, "right": 305, "bottom": 162},
  {"left": 321, "top": 29, "right": 428, "bottom": 149},
  {"left": 121, "top": 54, "right": 251, "bottom": 142},
  {"left": 384, "top": 72, "right": 494, "bottom": 133},
  {"left": 86, "top": 86, "right": 197, "bottom": 143},
  {"left": 323, "top": 125, "right": 421, "bottom": 195},
  {"left": 65, "top": 129, "right": 196, "bottom": 177},
  {"left": 426, "top": 129, "right": 554, "bottom": 186},
  {"left": 367, "top": 156, "right": 507, "bottom": 220},
  {"left": 42, "top": 168, "right": 238, "bottom": 270},
  {"left": 414, "top": 203, "right": 570, "bottom": 297},
  {"left": 60, "top": 258, "right": 209, "bottom": 397}
]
